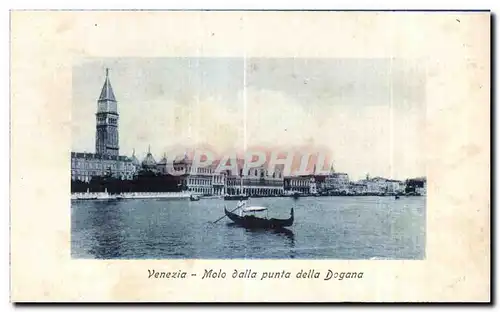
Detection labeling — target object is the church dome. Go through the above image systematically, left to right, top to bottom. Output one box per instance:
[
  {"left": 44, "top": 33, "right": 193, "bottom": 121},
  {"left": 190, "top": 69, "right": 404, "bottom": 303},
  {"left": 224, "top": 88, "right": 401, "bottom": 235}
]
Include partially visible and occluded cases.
[
  {"left": 141, "top": 146, "right": 157, "bottom": 168},
  {"left": 130, "top": 149, "right": 140, "bottom": 166},
  {"left": 142, "top": 153, "right": 156, "bottom": 167},
  {"left": 158, "top": 153, "right": 167, "bottom": 165},
  {"left": 131, "top": 155, "right": 140, "bottom": 166}
]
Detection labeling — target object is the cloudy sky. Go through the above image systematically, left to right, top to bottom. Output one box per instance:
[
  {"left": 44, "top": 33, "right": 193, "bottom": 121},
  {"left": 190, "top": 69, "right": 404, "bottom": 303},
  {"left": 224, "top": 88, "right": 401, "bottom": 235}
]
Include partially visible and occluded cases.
[{"left": 72, "top": 57, "right": 426, "bottom": 180}]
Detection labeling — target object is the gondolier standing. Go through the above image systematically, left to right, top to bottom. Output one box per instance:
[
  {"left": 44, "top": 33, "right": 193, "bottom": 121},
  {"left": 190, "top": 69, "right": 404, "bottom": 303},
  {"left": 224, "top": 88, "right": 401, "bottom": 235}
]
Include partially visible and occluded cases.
[{"left": 237, "top": 200, "right": 246, "bottom": 216}]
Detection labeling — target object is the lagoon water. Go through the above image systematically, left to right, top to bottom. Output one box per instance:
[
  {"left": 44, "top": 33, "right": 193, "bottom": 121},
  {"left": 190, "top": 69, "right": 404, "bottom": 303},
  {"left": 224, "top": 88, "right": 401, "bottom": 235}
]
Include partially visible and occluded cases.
[{"left": 71, "top": 196, "right": 425, "bottom": 259}]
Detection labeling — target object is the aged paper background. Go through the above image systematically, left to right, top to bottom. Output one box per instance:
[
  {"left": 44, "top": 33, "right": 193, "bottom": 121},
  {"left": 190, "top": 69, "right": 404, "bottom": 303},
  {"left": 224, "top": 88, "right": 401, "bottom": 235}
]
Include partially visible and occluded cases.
[{"left": 10, "top": 11, "right": 490, "bottom": 302}]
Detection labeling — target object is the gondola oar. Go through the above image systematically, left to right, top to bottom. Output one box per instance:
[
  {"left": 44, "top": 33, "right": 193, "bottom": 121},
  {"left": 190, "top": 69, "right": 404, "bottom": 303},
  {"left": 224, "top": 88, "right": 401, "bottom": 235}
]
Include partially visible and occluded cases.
[{"left": 212, "top": 205, "right": 240, "bottom": 224}]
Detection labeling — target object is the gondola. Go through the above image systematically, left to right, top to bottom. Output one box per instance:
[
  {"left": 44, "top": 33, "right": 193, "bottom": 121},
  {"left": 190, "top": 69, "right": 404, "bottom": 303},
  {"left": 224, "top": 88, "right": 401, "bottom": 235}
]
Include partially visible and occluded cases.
[
  {"left": 224, "top": 194, "right": 249, "bottom": 201},
  {"left": 224, "top": 205, "right": 294, "bottom": 229}
]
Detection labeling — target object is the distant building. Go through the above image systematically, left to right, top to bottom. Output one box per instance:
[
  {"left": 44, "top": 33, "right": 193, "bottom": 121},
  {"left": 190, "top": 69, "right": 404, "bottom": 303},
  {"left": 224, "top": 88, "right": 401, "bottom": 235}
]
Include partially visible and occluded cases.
[
  {"left": 71, "top": 69, "right": 137, "bottom": 182},
  {"left": 71, "top": 152, "right": 136, "bottom": 182},
  {"left": 156, "top": 152, "right": 168, "bottom": 175},
  {"left": 161, "top": 155, "right": 226, "bottom": 195},
  {"left": 226, "top": 161, "right": 285, "bottom": 196},
  {"left": 186, "top": 164, "right": 225, "bottom": 196},
  {"left": 211, "top": 169, "right": 226, "bottom": 195},
  {"left": 324, "top": 172, "right": 350, "bottom": 193},
  {"left": 284, "top": 174, "right": 321, "bottom": 195},
  {"left": 352, "top": 174, "right": 405, "bottom": 195},
  {"left": 313, "top": 175, "right": 326, "bottom": 193},
  {"left": 284, "top": 176, "right": 310, "bottom": 194},
  {"left": 309, "top": 176, "right": 318, "bottom": 194},
  {"left": 406, "top": 177, "right": 426, "bottom": 196},
  {"left": 385, "top": 179, "right": 405, "bottom": 194},
  {"left": 349, "top": 182, "right": 368, "bottom": 194}
]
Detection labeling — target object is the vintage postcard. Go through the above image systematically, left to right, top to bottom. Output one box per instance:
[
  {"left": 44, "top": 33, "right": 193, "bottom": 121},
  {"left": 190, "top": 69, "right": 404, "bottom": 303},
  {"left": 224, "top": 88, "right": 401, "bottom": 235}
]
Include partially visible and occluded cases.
[{"left": 10, "top": 11, "right": 490, "bottom": 302}]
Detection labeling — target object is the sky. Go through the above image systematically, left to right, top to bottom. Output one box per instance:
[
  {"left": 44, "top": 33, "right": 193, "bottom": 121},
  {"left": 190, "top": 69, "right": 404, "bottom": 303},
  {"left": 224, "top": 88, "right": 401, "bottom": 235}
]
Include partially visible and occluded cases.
[{"left": 72, "top": 57, "right": 426, "bottom": 181}]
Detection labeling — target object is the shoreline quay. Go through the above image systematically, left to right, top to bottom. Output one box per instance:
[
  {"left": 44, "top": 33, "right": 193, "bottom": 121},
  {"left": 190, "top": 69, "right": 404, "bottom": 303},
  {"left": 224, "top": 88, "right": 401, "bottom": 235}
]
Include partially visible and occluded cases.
[
  {"left": 71, "top": 191, "right": 192, "bottom": 200},
  {"left": 71, "top": 192, "right": 423, "bottom": 201}
]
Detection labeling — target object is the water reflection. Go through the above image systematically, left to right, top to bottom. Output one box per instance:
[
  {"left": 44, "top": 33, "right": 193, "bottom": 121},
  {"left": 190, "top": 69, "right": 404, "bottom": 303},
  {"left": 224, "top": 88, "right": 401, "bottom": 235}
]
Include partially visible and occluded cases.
[
  {"left": 226, "top": 222, "right": 296, "bottom": 258},
  {"left": 241, "top": 226, "right": 294, "bottom": 243},
  {"left": 271, "top": 228, "right": 296, "bottom": 258},
  {"left": 273, "top": 228, "right": 295, "bottom": 244}
]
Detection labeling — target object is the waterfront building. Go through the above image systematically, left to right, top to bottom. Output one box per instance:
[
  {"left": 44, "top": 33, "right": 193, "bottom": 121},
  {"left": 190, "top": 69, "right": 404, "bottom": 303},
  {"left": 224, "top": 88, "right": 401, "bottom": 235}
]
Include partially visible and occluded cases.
[
  {"left": 71, "top": 69, "right": 137, "bottom": 183},
  {"left": 71, "top": 152, "right": 136, "bottom": 182},
  {"left": 156, "top": 152, "right": 168, "bottom": 175},
  {"left": 162, "top": 155, "right": 226, "bottom": 195},
  {"left": 226, "top": 161, "right": 285, "bottom": 196},
  {"left": 186, "top": 164, "right": 222, "bottom": 196},
  {"left": 244, "top": 164, "right": 284, "bottom": 196},
  {"left": 211, "top": 167, "right": 226, "bottom": 195},
  {"left": 190, "top": 169, "right": 224, "bottom": 195},
  {"left": 323, "top": 172, "right": 350, "bottom": 193},
  {"left": 284, "top": 173, "right": 327, "bottom": 195},
  {"left": 284, "top": 175, "right": 312, "bottom": 194},
  {"left": 312, "top": 175, "right": 327, "bottom": 193},
  {"left": 353, "top": 175, "right": 406, "bottom": 195},
  {"left": 309, "top": 176, "right": 318, "bottom": 194},
  {"left": 358, "top": 176, "right": 387, "bottom": 194},
  {"left": 406, "top": 177, "right": 426, "bottom": 196},
  {"left": 385, "top": 179, "right": 405, "bottom": 194},
  {"left": 349, "top": 182, "right": 368, "bottom": 194},
  {"left": 416, "top": 184, "right": 427, "bottom": 196}
]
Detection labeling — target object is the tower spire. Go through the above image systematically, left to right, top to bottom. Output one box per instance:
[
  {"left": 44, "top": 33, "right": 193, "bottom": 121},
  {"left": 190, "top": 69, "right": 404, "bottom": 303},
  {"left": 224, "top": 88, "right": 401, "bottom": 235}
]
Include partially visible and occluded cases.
[
  {"left": 95, "top": 68, "right": 119, "bottom": 156},
  {"left": 99, "top": 68, "right": 116, "bottom": 102},
  {"left": 148, "top": 145, "right": 151, "bottom": 154}
]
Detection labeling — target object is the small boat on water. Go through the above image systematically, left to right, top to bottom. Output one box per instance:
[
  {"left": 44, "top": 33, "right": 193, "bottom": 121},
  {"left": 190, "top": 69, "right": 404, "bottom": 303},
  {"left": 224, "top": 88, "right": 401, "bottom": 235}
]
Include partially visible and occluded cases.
[
  {"left": 190, "top": 194, "right": 200, "bottom": 201},
  {"left": 224, "top": 194, "right": 250, "bottom": 201},
  {"left": 201, "top": 195, "right": 222, "bottom": 200},
  {"left": 395, "top": 195, "right": 400, "bottom": 200},
  {"left": 224, "top": 205, "right": 294, "bottom": 229}
]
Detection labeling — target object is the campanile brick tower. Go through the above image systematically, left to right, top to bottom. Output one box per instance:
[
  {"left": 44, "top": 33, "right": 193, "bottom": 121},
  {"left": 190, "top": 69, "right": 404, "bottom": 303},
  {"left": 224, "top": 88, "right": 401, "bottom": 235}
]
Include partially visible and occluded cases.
[{"left": 95, "top": 68, "right": 119, "bottom": 156}]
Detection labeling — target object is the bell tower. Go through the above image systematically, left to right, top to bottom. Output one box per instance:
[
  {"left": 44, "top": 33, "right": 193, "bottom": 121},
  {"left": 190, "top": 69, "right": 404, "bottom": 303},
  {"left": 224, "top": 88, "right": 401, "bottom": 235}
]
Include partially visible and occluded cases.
[{"left": 95, "top": 68, "right": 119, "bottom": 156}]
